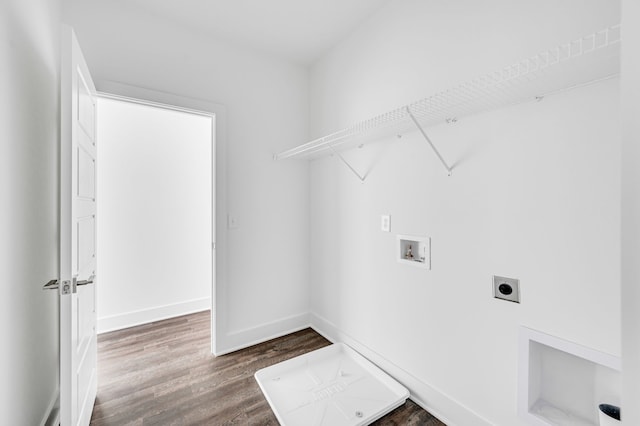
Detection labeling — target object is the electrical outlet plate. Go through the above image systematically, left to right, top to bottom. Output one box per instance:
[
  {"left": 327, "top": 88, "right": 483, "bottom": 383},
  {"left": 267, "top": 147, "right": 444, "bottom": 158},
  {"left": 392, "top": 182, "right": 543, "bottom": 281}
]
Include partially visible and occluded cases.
[
  {"left": 381, "top": 215, "right": 391, "bottom": 232},
  {"left": 493, "top": 275, "right": 520, "bottom": 303}
]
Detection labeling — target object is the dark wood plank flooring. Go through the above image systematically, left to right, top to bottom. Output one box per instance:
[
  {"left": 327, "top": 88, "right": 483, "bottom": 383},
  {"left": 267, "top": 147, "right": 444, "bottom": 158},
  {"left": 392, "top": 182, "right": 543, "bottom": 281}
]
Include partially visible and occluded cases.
[{"left": 90, "top": 311, "right": 445, "bottom": 425}]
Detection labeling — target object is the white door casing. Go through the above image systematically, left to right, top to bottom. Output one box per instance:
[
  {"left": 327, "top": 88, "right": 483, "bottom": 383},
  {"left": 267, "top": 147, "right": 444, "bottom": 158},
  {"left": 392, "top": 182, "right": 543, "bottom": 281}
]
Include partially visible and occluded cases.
[{"left": 60, "top": 26, "right": 98, "bottom": 426}]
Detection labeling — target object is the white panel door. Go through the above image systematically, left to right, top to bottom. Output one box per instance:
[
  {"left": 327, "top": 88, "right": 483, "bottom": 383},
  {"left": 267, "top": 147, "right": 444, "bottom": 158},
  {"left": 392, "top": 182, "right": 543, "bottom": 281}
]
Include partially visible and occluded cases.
[{"left": 60, "top": 26, "right": 98, "bottom": 426}]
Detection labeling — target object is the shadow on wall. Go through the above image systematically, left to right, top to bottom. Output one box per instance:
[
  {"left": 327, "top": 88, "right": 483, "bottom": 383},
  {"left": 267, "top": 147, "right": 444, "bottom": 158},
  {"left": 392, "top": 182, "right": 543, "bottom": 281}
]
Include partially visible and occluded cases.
[{"left": 0, "top": 0, "right": 61, "bottom": 425}]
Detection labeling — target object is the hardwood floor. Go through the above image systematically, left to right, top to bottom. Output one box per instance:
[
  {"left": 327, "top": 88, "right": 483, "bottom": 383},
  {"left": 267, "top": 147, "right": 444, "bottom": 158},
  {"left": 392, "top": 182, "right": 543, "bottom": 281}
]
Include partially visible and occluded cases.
[{"left": 90, "top": 311, "right": 445, "bottom": 425}]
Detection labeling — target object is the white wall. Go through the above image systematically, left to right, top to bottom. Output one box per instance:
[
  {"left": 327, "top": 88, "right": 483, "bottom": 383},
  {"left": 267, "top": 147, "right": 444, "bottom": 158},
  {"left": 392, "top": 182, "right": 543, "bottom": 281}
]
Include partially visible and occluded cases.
[
  {"left": 0, "top": 0, "right": 61, "bottom": 424},
  {"left": 62, "top": 0, "right": 310, "bottom": 353},
  {"left": 308, "top": 1, "right": 621, "bottom": 425},
  {"left": 621, "top": 1, "right": 640, "bottom": 424},
  {"left": 96, "top": 98, "right": 212, "bottom": 332}
]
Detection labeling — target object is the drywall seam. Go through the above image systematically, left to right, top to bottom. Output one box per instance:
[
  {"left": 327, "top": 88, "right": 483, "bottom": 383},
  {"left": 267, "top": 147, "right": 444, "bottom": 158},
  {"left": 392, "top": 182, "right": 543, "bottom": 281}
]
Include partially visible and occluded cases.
[
  {"left": 97, "top": 297, "right": 211, "bottom": 333},
  {"left": 214, "top": 312, "right": 310, "bottom": 356},
  {"left": 310, "top": 312, "right": 494, "bottom": 426}
]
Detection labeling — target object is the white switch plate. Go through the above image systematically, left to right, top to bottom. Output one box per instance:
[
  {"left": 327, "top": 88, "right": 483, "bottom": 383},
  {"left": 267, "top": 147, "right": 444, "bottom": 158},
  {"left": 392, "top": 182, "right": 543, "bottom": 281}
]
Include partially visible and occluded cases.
[
  {"left": 227, "top": 214, "right": 239, "bottom": 229},
  {"left": 381, "top": 215, "right": 391, "bottom": 232}
]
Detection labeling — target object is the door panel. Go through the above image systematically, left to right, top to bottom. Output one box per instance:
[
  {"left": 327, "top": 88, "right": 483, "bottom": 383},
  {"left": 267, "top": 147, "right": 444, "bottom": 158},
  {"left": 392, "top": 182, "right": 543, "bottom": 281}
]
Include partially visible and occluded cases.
[
  {"left": 60, "top": 26, "right": 98, "bottom": 426},
  {"left": 77, "top": 71, "right": 96, "bottom": 142},
  {"left": 77, "top": 145, "right": 95, "bottom": 199},
  {"left": 77, "top": 215, "right": 95, "bottom": 273}
]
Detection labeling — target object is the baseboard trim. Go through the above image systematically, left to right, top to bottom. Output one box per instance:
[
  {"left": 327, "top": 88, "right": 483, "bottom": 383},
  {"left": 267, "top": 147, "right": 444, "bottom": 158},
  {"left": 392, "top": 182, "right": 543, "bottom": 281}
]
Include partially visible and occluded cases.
[
  {"left": 97, "top": 298, "right": 211, "bottom": 334},
  {"left": 214, "top": 312, "right": 310, "bottom": 356},
  {"left": 309, "top": 312, "right": 493, "bottom": 426},
  {"left": 40, "top": 389, "right": 59, "bottom": 426}
]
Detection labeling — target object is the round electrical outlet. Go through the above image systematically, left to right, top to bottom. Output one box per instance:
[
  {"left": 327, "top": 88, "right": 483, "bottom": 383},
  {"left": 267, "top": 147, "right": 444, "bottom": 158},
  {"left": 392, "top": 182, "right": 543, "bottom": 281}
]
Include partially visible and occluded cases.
[
  {"left": 492, "top": 275, "right": 520, "bottom": 303},
  {"left": 498, "top": 283, "right": 513, "bottom": 295}
]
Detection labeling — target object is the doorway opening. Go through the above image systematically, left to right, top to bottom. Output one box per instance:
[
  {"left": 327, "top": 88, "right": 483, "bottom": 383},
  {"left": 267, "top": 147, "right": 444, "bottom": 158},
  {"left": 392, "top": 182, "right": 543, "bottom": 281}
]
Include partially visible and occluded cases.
[{"left": 95, "top": 94, "right": 216, "bottom": 348}]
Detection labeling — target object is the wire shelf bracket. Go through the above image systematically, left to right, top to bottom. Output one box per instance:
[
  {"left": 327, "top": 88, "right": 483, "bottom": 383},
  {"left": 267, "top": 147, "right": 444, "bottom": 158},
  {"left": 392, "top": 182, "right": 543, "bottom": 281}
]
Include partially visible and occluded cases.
[
  {"left": 405, "top": 106, "right": 453, "bottom": 176},
  {"left": 330, "top": 145, "right": 366, "bottom": 182}
]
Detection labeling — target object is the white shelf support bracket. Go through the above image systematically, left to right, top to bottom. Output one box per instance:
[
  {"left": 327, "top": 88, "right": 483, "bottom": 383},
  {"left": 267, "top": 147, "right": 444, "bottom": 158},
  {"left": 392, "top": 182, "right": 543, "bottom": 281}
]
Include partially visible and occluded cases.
[
  {"left": 405, "top": 106, "right": 453, "bottom": 176},
  {"left": 330, "top": 146, "right": 366, "bottom": 183}
]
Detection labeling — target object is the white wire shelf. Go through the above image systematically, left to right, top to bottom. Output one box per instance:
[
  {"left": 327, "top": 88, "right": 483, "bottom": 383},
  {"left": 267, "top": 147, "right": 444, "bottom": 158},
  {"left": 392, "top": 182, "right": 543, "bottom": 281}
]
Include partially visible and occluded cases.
[{"left": 275, "top": 25, "right": 621, "bottom": 162}]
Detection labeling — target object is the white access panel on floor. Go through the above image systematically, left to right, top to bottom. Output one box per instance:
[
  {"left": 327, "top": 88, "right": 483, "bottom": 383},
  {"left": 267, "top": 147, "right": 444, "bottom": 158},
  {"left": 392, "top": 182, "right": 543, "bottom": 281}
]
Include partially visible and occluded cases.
[{"left": 255, "top": 343, "right": 409, "bottom": 426}]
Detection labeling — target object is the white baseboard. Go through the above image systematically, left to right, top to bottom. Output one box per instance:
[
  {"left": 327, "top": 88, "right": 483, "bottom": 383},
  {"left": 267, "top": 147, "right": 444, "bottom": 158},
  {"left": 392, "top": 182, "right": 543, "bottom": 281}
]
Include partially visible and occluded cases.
[
  {"left": 97, "top": 298, "right": 211, "bottom": 334},
  {"left": 214, "top": 312, "right": 310, "bottom": 356},
  {"left": 310, "top": 312, "right": 493, "bottom": 426},
  {"left": 40, "top": 388, "right": 59, "bottom": 426}
]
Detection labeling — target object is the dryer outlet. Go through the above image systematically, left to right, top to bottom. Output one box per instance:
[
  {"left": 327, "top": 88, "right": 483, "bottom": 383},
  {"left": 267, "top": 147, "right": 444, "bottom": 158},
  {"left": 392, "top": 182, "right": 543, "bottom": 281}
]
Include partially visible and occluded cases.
[{"left": 493, "top": 275, "right": 520, "bottom": 303}]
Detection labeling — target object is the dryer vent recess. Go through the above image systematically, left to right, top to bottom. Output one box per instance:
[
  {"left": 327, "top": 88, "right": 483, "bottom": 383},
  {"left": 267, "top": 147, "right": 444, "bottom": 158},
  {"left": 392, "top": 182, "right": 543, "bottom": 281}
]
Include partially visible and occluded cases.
[{"left": 493, "top": 275, "right": 520, "bottom": 303}]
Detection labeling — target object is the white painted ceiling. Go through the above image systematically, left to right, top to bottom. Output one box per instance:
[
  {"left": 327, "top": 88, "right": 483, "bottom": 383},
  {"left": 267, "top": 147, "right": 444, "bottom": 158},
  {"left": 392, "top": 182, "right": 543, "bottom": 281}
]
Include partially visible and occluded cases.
[{"left": 126, "top": 0, "right": 391, "bottom": 65}]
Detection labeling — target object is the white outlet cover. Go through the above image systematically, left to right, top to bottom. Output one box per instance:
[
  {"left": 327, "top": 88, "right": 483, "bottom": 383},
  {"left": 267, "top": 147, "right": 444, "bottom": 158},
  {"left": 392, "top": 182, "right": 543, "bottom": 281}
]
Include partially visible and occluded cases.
[
  {"left": 381, "top": 215, "right": 391, "bottom": 232},
  {"left": 493, "top": 275, "right": 520, "bottom": 303}
]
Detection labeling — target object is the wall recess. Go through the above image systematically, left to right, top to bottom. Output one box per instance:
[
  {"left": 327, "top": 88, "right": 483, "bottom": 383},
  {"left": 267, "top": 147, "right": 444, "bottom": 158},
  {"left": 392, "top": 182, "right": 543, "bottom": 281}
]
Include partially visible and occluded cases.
[
  {"left": 397, "top": 235, "right": 430, "bottom": 269},
  {"left": 518, "top": 327, "right": 621, "bottom": 426}
]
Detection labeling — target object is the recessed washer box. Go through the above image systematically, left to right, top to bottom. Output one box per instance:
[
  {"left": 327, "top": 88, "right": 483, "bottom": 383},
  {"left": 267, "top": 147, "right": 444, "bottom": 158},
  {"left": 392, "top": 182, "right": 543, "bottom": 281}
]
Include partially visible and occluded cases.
[{"left": 397, "top": 235, "right": 430, "bottom": 269}]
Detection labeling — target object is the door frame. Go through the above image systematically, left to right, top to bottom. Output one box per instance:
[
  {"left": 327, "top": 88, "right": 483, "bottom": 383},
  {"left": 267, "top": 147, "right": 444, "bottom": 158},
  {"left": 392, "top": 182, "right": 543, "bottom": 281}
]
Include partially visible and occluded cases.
[{"left": 96, "top": 81, "right": 227, "bottom": 355}]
